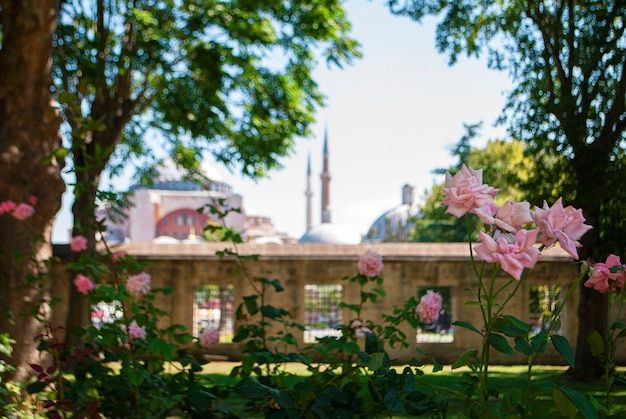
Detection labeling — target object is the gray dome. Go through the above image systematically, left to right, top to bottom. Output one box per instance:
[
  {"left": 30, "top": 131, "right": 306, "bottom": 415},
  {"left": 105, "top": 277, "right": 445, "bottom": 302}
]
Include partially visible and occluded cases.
[
  {"left": 139, "top": 158, "right": 232, "bottom": 194},
  {"left": 156, "top": 158, "right": 223, "bottom": 182},
  {"left": 364, "top": 184, "right": 420, "bottom": 243},
  {"left": 364, "top": 204, "right": 419, "bottom": 242},
  {"left": 299, "top": 223, "right": 361, "bottom": 244}
]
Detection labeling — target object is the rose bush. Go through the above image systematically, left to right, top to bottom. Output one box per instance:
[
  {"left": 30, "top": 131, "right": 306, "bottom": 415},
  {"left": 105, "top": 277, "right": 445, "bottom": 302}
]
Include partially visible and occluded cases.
[
  {"left": 440, "top": 164, "right": 602, "bottom": 417},
  {"left": 3, "top": 166, "right": 621, "bottom": 418}
]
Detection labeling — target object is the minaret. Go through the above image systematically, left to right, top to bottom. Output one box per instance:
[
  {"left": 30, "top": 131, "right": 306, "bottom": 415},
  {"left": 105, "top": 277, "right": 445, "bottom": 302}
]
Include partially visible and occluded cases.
[
  {"left": 320, "top": 128, "right": 331, "bottom": 224},
  {"left": 305, "top": 152, "right": 313, "bottom": 231}
]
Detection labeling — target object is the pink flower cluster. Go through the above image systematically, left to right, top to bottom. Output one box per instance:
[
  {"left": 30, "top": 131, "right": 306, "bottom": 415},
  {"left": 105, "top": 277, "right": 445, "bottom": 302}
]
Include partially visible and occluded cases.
[
  {"left": 442, "top": 164, "right": 592, "bottom": 280},
  {"left": 0, "top": 199, "right": 35, "bottom": 220},
  {"left": 70, "top": 235, "right": 88, "bottom": 252},
  {"left": 357, "top": 250, "right": 383, "bottom": 278},
  {"left": 584, "top": 254, "right": 626, "bottom": 294},
  {"left": 126, "top": 272, "right": 151, "bottom": 297},
  {"left": 74, "top": 274, "right": 94, "bottom": 295},
  {"left": 416, "top": 290, "right": 443, "bottom": 324},
  {"left": 350, "top": 319, "right": 372, "bottom": 339},
  {"left": 122, "top": 320, "right": 147, "bottom": 341},
  {"left": 199, "top": 328, "right": 220, "bottom": 349}
]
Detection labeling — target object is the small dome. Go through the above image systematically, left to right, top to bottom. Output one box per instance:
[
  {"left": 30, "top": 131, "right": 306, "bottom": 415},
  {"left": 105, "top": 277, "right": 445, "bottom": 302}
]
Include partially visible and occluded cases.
[
  {"left": 141, "top": 158, "right": 232, "bottom": 194},
  {"left": 156, "top": 158, "right": 223, "bottom": 183},
  {"left": 364, "top": 184, "right": 420, "bottom": 243},
  {"left": 364, "top": 204, "right": 419, "bottom": 242},
  {"left": 299, "top": 223, "right": 361, "bottom": 244},
  {"left": 152, "top": 235, "right": 181, "bottom": 244}
]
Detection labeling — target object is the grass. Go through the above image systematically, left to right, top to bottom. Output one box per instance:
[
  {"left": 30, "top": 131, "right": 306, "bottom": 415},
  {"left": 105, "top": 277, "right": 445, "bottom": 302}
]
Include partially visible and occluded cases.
[{"left": 198, "top": 362, "right": 626, "bottom": 418}]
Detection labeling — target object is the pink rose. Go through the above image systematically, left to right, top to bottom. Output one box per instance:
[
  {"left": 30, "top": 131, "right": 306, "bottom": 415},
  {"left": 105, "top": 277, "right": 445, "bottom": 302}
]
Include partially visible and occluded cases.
[
  {"left": 441, "top": 164, "right": 499, "bottom": 219},
  {"left": 28, "top": 196, "right": 38, "bottom": 205},
  {"left": 533, "top": 198, "right": 592, "bottom": 259},
  {"left": 0, "top": 200, "right": 16, "bottom": 215},
  {"left": 494, "top": 201, "right": 533, "bottom": 233},
  {"left": 11, "top": 203, "right": 35, "bottom": 220},
  {"left": 474, "top": 229, "right": 541, "bottom": 280},
  {"left": 70, "top": 235, "right": 88, "bottom": 252},
  {"left": 112, "top": 250, "right": 127, "bottom": 263},
  {"left": 357, "top": 250, "right": 383, "bottom": 277},
  {"left": 584, "top": 254, "right": 626, "bottom": 294},
  {"left": 126, "top": 272, "right": 151, "bottom": 297},
  {"left": 74, "top": 274, "right": 94, "bottom": 295},
  {"left": 416, "top": 290, "right": 443, "bottom": 324},
  {"left": 350, "top": 319, "right": 372, "bottom": 339},
  {"left": 128, "top": 320, "right": 146, "bottom": 340},
  {"left": 199, "top": 328, "right": 220, "bottom": 348}
]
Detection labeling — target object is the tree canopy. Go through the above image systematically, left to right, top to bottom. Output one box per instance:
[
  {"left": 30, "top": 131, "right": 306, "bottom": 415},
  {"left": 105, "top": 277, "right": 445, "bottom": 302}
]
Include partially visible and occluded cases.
[
  {"left": 54, "top": 0, "right": 361, "bottom": 342},
  {"left": 55, "top": 0, "right": 360, "bottom": 182},
  {"left": 389, "top": 0, "right": 626, "bottom": 379}
]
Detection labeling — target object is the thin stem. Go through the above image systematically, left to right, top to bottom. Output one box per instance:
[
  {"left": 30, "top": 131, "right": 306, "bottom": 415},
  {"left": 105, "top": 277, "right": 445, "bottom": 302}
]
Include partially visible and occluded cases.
[{"left": 604, "top": 295, "right": 613, "bottom": 412}]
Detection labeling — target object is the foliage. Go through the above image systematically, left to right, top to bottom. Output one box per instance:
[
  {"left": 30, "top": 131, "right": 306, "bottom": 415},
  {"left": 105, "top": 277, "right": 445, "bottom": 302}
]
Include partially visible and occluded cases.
[
  {"left": 53, "top": 0, "right": 362, "bottom": 222},
  {"left": 387, "top": 0, "right": 626, "bottom": 378},
  {"left": 4, "top": 168, "right": 625, "bottom": 418},
  {"left": 25, "top": 245, "right": 234, "bottom": 418},
  {"left": 229, "top": 247, "right": 448, "bottom": 418}
]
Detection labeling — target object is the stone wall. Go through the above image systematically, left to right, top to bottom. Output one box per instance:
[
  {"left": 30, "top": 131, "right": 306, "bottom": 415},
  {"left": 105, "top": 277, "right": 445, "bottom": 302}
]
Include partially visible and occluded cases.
[{"left": 51, "top": 242, "right": 624, "bottom": 365}]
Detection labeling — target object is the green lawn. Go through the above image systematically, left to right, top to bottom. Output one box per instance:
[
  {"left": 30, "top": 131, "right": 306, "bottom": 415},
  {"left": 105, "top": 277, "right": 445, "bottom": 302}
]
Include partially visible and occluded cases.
[{"left": 198, "top": 362, "right": 626, "bottom": 418}]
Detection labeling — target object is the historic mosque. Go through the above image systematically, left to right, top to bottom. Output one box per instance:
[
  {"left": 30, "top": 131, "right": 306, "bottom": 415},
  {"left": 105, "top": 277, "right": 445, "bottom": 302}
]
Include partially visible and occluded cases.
[
  {"left": 103, "top": 130, "right": 418, "bottom": 244},
  {"left": 299, "top": 130, "right": 418, "bottom": 244}
]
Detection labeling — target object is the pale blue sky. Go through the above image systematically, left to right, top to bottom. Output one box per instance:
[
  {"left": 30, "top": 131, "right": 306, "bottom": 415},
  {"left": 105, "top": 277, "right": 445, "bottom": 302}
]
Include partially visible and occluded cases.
[{"left": 52, "top": 0, "right": 512, "bottom": 243}]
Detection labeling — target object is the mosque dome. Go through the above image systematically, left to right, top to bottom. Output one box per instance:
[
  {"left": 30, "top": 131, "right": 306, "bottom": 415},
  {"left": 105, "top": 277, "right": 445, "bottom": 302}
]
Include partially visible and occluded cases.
[
  {"left": 141, "top": 158, "right": 232, "bottom": 195},
  {"left": 364, "top": 184, "right": 420, "bottom": 243},
  {"left": 299, "top": 223, "right": 361, "bottom": 244}
]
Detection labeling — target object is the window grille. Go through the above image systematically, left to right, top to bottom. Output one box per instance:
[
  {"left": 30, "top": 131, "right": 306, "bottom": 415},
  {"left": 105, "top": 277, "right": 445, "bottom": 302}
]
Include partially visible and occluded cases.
[
  {"left": 193, "top": 284, "right": 234, "bottom": 343},
  {"left": 304, "top": 284, "right": 343, "bottom": 343},
  {"left": 530, "top": 284, "right": 561, "bottom": 335}
]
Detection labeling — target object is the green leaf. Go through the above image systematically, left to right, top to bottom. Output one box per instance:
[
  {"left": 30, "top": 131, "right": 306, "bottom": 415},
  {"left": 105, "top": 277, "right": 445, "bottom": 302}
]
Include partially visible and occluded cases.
[
  {"left": 260, "top": 277, "right": 284, "bottom": 292},
  {"left": 243, "top": 295, "right": 259, "bottom": 315},
  {"left": 260, "top": 305, "right": 289, "bottom": 319},
  {"left": 494, "top": 315, "right": 531, "bottom": 337},
  {"left": 503, "top": 315, "right": 532, "bottom": 332},
  {"left": 452, "top": 320, "right": 482, "bottom": 335},
  {"left": 611, "top": 320, "right": 626, "bottom": 330},
  {"left": 530, "top": 330, "right": 548, "bottom": 352},
  {"left": 586, "top": 330, "right": 605, "bottom": 357},
  {"left": 488, "top": 333, "right": 514, "bottom": 355},
  {"left": 551, "top": 334, "right": 575, "bottom": 367},
  {"left": 514, "top": 336, "right": 534, "bottom": 356},
  {"left": 451, "top": 349, "right": 479, "bottom": 369},
  {"left": 368, "top": 352, "right": 385, "bottom": 371},
  {"left": 129, "top": 370, "right": 145, "bottom": 387},
  {"left": 234, "top": 377, "right": 270, "bottom": 399},
  {"left": 26, "top": 381, "right": 47, "bottom": 394},
  {"left": 555, "top": 386, "right": 599, "bottom": 419},
  {"left": 383, "top": 389, "right": 403, "bottom": 413},
  {"left": 404, "top": 391, "right": 433, "bottom": 416}
]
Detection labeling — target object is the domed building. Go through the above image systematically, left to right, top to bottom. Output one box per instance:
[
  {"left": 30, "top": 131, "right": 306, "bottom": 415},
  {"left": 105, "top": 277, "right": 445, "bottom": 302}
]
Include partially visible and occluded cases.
[
  {"left": 299, "top": 130, "right": 361, "bottom": 245},
  {"left": 102, "top": 158, "right": 291, "bottom": 243},
  {"left": 363, "top": 184, "right": 420, "bottom": 242}
]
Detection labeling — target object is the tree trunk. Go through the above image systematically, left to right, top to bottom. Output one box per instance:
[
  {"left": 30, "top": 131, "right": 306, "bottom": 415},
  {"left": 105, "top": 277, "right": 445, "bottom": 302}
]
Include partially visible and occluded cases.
[
  {"left": 0, "top": 0, "right": 65, "bottom": 382},
  {"left": 565, "top": 145, "right": 608, "bottom": 381},
  {"left": 65, "top": 170, "right": 99, "bottom": 346}
]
